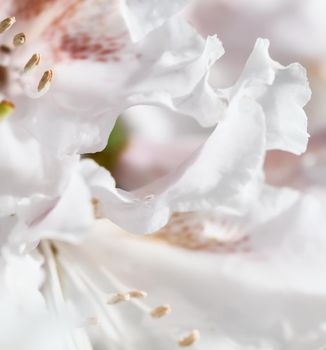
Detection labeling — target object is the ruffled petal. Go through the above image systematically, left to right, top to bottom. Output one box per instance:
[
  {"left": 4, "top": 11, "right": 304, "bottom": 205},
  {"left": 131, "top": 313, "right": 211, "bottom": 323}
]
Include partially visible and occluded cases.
[
  {"left": 3, "top": 0, "right": 224, "bottom": 157},
  {"left": 18, "top": 15, "right": 224, "bottom": 155},
  {"left": 229, "top": 38, "right": 311, "bottom": 155},
  {"left": 77, "top": 39, "right": 310, "bottom": 234},
  {"left": 81, "top": 95, "right": 266, "bottom": 233}
]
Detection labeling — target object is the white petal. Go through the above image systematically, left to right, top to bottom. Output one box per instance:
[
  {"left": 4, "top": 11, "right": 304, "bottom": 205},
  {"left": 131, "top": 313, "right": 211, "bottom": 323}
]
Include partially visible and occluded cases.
[
  {"left": 121, "top": 0, "right": 191, "bottom": 41},
  {"left": 228, "top": 38, "right": 311, "bottom": 155},
  {"left": 81, "top": 96, "right": 266, "bottom": 233},
  {"left": 0, "top": 119, "right": 73, "bottom": 198},
  {"left": 10, "top": 168, "right": 94, "bottom": 248},
  {"left": 74, "top": 217, "right": 326, "bottom": 349},
  {"left": 0, "top": 251, "right": 64, "bottom": 350}
]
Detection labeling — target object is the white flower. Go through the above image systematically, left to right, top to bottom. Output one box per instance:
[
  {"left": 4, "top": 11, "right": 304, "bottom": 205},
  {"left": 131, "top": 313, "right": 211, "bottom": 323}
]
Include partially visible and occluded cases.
[
  {"left": 0, "top": 0, "right": 224, "bottom": 245},
  {"left": 1, "top": 2, "right": 310, "bottom": 246},
  {"left": 0, "top": 3, "right": 316, "bottom": 349},
  {"left": 80, "top": 39, "right": 310, "bottom": 234}
]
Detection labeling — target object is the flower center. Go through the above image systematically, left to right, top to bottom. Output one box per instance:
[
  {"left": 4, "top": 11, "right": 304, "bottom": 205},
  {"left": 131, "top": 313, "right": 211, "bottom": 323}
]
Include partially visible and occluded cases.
[{"left": 0, "top": 16, "right": 53, "bottom": 119}]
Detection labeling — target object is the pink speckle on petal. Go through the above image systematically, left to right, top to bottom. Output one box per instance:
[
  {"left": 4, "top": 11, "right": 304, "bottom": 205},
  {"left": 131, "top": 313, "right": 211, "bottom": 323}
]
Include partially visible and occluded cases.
[
  {"left": 12, "top": 0, "right": 60, "bottom": 19},
  {"left": 43, "top": 0, "right": 130, "bottom": 62}
]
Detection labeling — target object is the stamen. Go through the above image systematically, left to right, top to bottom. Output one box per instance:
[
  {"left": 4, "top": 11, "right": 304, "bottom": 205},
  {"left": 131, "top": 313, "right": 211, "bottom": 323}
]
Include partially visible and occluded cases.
[
  {"left": 0, "top": 17, "right": 16, "bottom": 34},
  {"left": 13, "top": 33, "right": 26, "bottom": 47},
  {"left": 0, "top": 45, "right": 11, "bottom": 54},
  {"left": 24, "top": 53, "right": 41, "bottom": 72},
  {"left": 0, "top": 65, "right": 8, "bottom": 88},
  {"left": 38, "top": 69, "right": 53, "bottom": 92},
  {"left": 0, "top": 100, "right": 15, "bottom": 119},
  {"left": 51, "top": 243, "right": 201, "bottom": 347},
  {"left": 128, "top": 290, "right": 148, "bottom": 299},
  {"left": 107, "top": 292, "right": 130, "bottom": 305},
  {"left": 150, "top": 304, "right": 172, "bottom": 318},
  {"left": 178, "top": 330, "right": 200, "bottom": 347}
]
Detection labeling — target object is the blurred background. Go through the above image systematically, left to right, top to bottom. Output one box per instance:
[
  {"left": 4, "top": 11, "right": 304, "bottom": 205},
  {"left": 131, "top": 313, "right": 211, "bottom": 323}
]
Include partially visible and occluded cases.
[{"left": 88, "top": 0, "right": 326, "bottom": 193}]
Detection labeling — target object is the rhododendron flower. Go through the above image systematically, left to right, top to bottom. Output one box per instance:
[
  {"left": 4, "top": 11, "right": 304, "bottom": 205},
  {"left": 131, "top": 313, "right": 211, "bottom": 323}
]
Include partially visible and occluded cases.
[
  {"left": 0, "top": 0, "right": 225, "bottom": 245},
  {"left": 0, "top": 0, "right": 311, "bottom": 246},
  {"left": 0, "top": 1, "right": 317, "bottom": 350},
  {"left": 0, "top": 35, "right": 313, "bottom": 350},
  {"left": 3, "top": 37, "right": 311, "bottom": 250},
  {"left": 81, "top": 38, "right": 310, "bottom": 234}
]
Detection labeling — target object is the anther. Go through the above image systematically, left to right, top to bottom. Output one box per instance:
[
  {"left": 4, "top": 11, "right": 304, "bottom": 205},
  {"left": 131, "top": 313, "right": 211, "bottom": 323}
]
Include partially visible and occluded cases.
[
  {"left": 0, "top": 17, "right": 16, "bottom": 34},
  {"left": 13, "top": 33, "right": 26, "bottom": 47},
  {"left": 0, "top": 45, "right": 11, "bottom": 54},
  {"left": 24, "top": 53, "right": 41, "bottom": 72},
  {"left": 38, "top": 69, "right": 53, "bottom": 92},
  {"left": 0, "top": 100, "right": 15, "bottom": 120},
  {"left": 128, "top": 290, "right": 148, "bottom": 299},
  {"left": 107, "top": 292, "right": 130, "bottom": 305},
  {"left": 150, "top": 304, "right": 172, "bottom": 319},
  {"left": 178, "top": 330, "right": 200, "bottom": 347}
]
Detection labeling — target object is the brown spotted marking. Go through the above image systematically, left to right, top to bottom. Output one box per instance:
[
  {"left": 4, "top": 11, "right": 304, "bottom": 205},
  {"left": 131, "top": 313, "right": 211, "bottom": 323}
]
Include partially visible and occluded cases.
[
  {"left": 58, "top": 32, "right": 126, "bottom": 61},
  {"left": 152, "top": 212, "right": 252, "bottom": 254}
]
